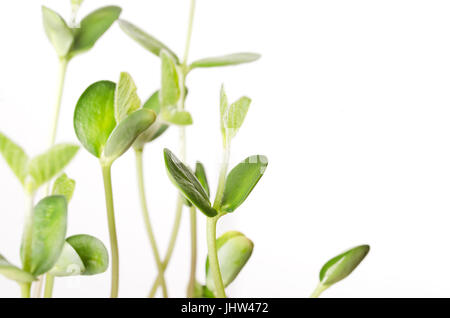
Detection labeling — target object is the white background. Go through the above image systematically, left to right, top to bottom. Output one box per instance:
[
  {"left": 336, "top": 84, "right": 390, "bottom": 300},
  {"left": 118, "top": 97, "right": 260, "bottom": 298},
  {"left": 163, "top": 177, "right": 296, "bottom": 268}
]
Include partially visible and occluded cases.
[{"left": 1, "top": 0, "right": 450, "bottom": 298}]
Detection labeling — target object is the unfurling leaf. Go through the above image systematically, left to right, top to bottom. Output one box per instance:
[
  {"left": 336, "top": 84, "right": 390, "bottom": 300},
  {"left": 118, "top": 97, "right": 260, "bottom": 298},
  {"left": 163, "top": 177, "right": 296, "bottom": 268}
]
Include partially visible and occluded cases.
[
  {"left": 42, "top": 6, "right": 74, "bottom": 57},
  {"left": 70, "top": 6, "right": 122, "bottom": 57},
  {"left": 118, "top": 20, "right": 179, "bottom": 63},
  {"left": 160, "top": 50, "right": 181, "bottom": 109},
  {"left": 190, "top": 53, "right": 260, "bottom": 69},
  {"left": 115, "top": 72, "right": 141, "bottom": 123},
  {"left": 74, "top": 81, "right": 117, "bottom": 158},
  {"left": 226, "top": 97, "right": 251, "bottom": 139},
  {"left": 103, "top": 109, "right": 156, "bottom": 162},
  {"left": 160, "top": 109, "right": 193, "bottom": 126},
  {"left": 0, "top": 132, "right": 29, "bottom": 185},
  {"left": 27, "top": 144, "right": 79, "bottom": 191},
  {"left": 163, "top": 148, "right": 217, "bottom": 217},
  {"left": 221, "top": 155, "right": 268, "bottom": 213},
  {"left": 195, "top": 162, "right": 210, "bottom": 198},
  {"left": 52, "top": 173, "right": 76, "bottom": 202},
  {"left": 23, "top": 195, "right": 68, "bottom": 276},
  {"left": 206, "top": 231, "right": 253, "bottom": 291},
  {"left": 50, "top": 234, "right": 109, "bottom": 277},
  {"left": 66, "top": 234, "right": 109, "bottom": 275},
  {"left": 49, "top": 242, "right": 85, "bottom": 277},
  {"left": 319, "top": 245, "right": 370, "bottom": 287},
  {"left": 0, "top": 254, "right": 35, "bottom": 283}
]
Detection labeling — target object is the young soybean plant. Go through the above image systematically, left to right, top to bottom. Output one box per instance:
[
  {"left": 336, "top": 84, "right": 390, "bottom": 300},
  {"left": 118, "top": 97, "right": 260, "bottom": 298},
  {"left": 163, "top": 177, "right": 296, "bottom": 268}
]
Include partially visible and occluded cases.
[
  {"left": 119, "top": 0, "right": 260, "bottom": 297},
  {"left": 42, "top": 1, "right": 122, "bottom": 147},
  {"left": 73, "top": 75, "right": 157, "bottom": 298},
  {"left": 164, "top": 86, "right": 268, "bottom": 298},
  {"left": 0, "top": 134, "right": 107, "bottom": 298},
  {"left": 310, "top": 244, "right": 370, "bottom": 298}
]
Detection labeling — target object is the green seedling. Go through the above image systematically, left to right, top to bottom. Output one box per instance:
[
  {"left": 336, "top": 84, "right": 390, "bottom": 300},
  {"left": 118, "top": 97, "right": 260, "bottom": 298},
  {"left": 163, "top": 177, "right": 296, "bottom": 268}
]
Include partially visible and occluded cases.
[
  {"left": 119, "top": 0, "right": 260, "bottom": 297},
  {"left": 74, "top": 74, "right": 157, "bottom": 297},
  {"left": 164, "top": 87, "right": 268, "bottom": 297},
  {"left": 310, "top": 245, "right": 370, "bottom": 298}
]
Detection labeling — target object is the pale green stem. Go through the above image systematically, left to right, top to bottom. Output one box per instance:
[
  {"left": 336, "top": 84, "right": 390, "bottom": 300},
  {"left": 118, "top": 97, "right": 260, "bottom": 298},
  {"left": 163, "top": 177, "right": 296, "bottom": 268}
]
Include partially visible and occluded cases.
[
  {"left": 148, "top": 0, "right": 196, "bottom": 297},
  {"left": 205, "top": 146, "right": 231, "bottom": 298},
  {"left": 135, "top": 149, "right": 168, "bottom": 298},
  {"left": 101, "top": 164, "right": 119, "bottom": 298},
  {"left": 21, "top": 192, "right": 34, "bottom": 298},
  {"left": 148, "top": 196, "right": 183, "bottom": 297},
  {"left": 186, "top": 206, "right": 197, "bottom": 298},
  {"left": 206, "top": 216, "right": 226, "bottom": 298},
  {"left": 43, "top": 274, "right": 55, "bottom": 298},
  {"left": 310, "top": 283, "right": 328, "bottom": 298}
]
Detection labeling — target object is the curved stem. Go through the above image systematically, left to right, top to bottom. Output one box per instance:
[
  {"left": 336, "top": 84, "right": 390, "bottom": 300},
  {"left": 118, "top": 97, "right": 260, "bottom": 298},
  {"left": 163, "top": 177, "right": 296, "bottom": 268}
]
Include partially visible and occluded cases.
[
  {"left": 182, "top": 0, "right": 196, "bottom": 68},
  {"left": 135, "top": 149, "right": 168, "bottom": 298},
  {"left": 101, "top": 164, "right": 119, "bottom": 298},
  {"left": 148, "top": 196, "right": 183, "bottom": 297},
  {"left": 186, "top": 206, "right": 197, "bottom": 297},
  {"left": 206, "top": 216, "right": 226, "bottom": 298},
  {"left": 43, "top": 274, "right": 54, "bottom": 298},
  {"left": 310, "top": 283, "right": 328, "bottom": 298}
]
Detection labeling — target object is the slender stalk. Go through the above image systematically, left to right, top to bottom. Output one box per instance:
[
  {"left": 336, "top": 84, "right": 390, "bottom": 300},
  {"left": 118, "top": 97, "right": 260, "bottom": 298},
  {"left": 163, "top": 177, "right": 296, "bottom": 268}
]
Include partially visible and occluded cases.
[
  {"left": 148, "top": 0, "right": 197, "bottom": 297},
  {"left": 48, "top": 58, "right": 69, "bottom": 147},
  {"left": 135, "top": 149, "right": 168, "bottom": 298},
  {"left": 101, "top": 164, "right": 119, "bottom": 298},
  {"left": 148, "top": 196, "right": 183, "bottom": 297},
  {"left": 186, "top": 206, "right": 197, "bottom": 297},
  {"left": 206, "top": 216, "right": 226, "bottom": 298},
  {"left": 43, "top": 274, "right": 55, "bottom": 298},
  {"left": 21, "top": 283, "right": 31, "bottom": 298},
  {"left": 310, "top": 283, "right": 328, "bottom": 298}
]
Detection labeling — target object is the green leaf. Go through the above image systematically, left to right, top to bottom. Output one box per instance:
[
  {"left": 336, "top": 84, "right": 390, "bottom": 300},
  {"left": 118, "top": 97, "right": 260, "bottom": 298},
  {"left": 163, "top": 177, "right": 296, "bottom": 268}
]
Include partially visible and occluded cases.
[
  {"left": 42, "top": 6, "right": 74, "bottom": 58},
  {"left": 70, "top": 6, "right": 122, "bottom": 57},
  {"left": 118, "top": 19, "right": 179, "bottom": 63},
  {"left": 160, "top": 50, "right": 181, "bottom": 109},
  {"left": 190, "top": 53, "right": 260, "bottom": 69},
  {"left": 115, "top": 72, "right": 141, "bottom": 123},
  {"left": 74, "top": 80, "right": 117, "bottom": 158},
  {"left": 220, "top": 85, "right": 229, "bottom": 142},
  {"left": 143, "top": 91, "right": 161, "bottom": 114},
  {"left": 226, "top": 97, "right": 251, "bottom": 139},
  {"left": 103, "top": 109, "right": 156, "bottom": 162},
  {"left": 161, "top": 109, "right": 193, "bottom": 126},
  {"left": 0, "top": 132, "right": 28, "bottom": 185},
  {"left": 27, "top": 144, "right": 79, "bottom": 191},
  {"left": 163, "top": 148, "right": 217, "bottom": 217},
  {"left": 221, "top": 155, "right": 268, "bottom": 213},
  {"left": 195, "top": 161, "right": 210, "bottom": 198},
  {"left": 52, "top": 173, "right": 76, "bottom": 202},
  {"left": 25, "top": 195, "right": 68, "bottom": 276},
  {"left": 206, "top": 231, "right": 253, "bottom": 291},
  {"left": 66, "top": 234, "right": 109, "bottom": 275},
  {"left": 49, "top": 242, "right": 85, "bottom": 277},
  {"left": 319, "top": 245, "right": 370, "bottom": 287},
  {"left": 0, "top": 254, "right": 35, "bottom": 283}
]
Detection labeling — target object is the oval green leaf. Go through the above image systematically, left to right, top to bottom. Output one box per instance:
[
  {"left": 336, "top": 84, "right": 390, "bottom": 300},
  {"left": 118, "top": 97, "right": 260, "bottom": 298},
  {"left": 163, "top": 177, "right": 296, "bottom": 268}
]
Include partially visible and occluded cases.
[
  {"left": 42, "top": 6, "right": 74, "bottom": 58},
  {"left": 70, "top": 6, "right": 122, "bottom": 57},
  {"left": 118, "top": 19, "right": 179, "bottom": 63},
  {"left": 160, "top": 50, "right": 181, "bottom": 109},
  {"left": 190, "top": 53, "right": 260, "bottom": 69},
  {"left": 115, "top": 72, "right": 141, "bottom": 123},
  {"left": 74, "top": 80, "right": 117, "bottom": 158},
  {"left": 226, "top": 96, "right": 251, "bottom": 140},
  {"left": 103, "top": 109, "right": 156, "bottom": 162},
  {"left": 0, "top": 132, "right": 28, "bottom": 186},
  {"left": 28, "top": 144, "right": 79, "bottom": 191},
  {"left": 163, "top": 148, "right": 216, "bottom": 217},
  {"left": 220, "top": 155, "right": 268, "bottom": 213},
  {"left": 195, "top": 161, "right": 210, "bottom": 198},
  {"left": 52, "top": 173, "right": 76, "bottom": 202},
  {"left": 25, "top": 195, "right": 68, "bottom": 276},
  {"left": 206, "top": 231, "right": 253, "bottom": 291},
  {"left": 66, "top": 234, "right": 109, "bottom": 275},
  {"left": 49, "top": 242, "right": 85, "bottom": 277},
  {"left": 319, "top": 245, "right": 370, "bottom": 287},
  {"left": 0, "top": 254, "right": 35, "bottom": 283}
]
